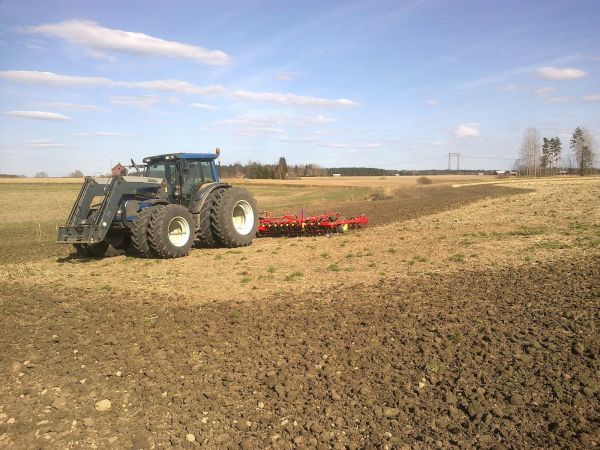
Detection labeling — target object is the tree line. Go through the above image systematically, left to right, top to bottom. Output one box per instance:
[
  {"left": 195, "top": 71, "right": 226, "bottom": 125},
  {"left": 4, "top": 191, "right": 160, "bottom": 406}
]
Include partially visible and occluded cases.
[{"left": 518, "top": 126, "right": 596, "bottom": 176}]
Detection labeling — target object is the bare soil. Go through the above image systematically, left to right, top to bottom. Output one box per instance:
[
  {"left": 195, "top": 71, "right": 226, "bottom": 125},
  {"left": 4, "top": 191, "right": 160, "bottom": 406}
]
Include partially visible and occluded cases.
[
  {"left": 335, "top": 185, "right": 531, "bottom": 226},
  {"left": 1, "top": 255, "right": 598, "bottom": 449}
]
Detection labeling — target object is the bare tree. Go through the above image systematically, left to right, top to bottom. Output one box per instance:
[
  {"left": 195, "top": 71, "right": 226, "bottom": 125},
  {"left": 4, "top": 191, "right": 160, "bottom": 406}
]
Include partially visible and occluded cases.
[
  {"left": 519, "top": 128, "right": 541, "bottom": 176},
  {"left": 68, "top": 169, "right": 84, "bottom": 178}
]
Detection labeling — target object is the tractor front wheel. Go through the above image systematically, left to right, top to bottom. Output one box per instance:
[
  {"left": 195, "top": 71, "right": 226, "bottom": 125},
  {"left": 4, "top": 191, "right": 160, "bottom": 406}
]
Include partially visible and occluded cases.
[
  {"left": 148, "top": 205, "right": 195, "bottom": 258},
  {"left": 131, "top": 206, "right": 163, "bottom": 257}
]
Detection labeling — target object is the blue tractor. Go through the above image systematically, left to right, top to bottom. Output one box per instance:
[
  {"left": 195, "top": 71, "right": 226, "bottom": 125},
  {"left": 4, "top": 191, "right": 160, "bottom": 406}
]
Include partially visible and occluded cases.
[{"left": 57, "top": 151, "right": 258, "bottom": 258}]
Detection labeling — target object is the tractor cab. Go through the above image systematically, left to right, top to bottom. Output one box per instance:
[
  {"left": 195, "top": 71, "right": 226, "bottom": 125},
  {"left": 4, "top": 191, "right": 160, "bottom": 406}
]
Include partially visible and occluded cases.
[{"left": 142, "top": 153, "right": 220, "bottom": 205}]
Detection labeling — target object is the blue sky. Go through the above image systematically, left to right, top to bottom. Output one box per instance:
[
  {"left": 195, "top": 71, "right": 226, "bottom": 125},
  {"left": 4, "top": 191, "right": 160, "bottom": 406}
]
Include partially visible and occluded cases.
[{"left": 0, "top": 0, "right": 598, "bottom": 176}]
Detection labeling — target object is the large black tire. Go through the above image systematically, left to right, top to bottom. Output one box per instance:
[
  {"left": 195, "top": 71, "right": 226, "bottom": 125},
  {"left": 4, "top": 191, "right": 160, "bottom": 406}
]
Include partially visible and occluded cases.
[
  {"left": 195, "top": 187, "right": 226, "bottom": 247},
  {"left": 211, "top": 187, "right": 258, "bottom": 248},
  {"left": 148, "top": 205, "right": 195, "bottom": 258},
  {"left": 130, "top": 206, "right": 164, "bottom": 257},
  {"left": 73, "top": 237, "right": 128, "bottom": 258},
  {"left": 83, "top": 241, "right": 124, "bottom": 258},
  {"left": 73, "top": 243, "right": 87, "bottom": 257}
]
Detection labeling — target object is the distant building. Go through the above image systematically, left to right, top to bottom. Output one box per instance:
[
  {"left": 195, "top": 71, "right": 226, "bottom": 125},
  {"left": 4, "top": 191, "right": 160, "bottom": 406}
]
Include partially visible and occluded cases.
[
  {"left": 111, "top": 163, "right": 128, "bottom": 176},
  {"left": 332, "top": 173, "right": 341, "bottom": 177}
]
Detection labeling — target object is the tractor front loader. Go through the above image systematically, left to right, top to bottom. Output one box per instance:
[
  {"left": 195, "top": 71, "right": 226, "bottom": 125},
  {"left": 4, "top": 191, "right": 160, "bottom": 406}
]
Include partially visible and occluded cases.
[{"left": 57, "top": 151, "right": 259, "bottom": 258}]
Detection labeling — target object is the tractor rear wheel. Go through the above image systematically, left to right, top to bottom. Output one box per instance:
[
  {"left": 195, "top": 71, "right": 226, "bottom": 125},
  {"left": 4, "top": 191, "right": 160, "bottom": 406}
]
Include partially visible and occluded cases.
[
  {"left": 195, "top": 187, "right": 226, "bottom": 247},
  {"left": 211, "top": 187, "right": 258, "bottom": 247},
  {"left": 148, "top": 204, "right": 195, "bottom": 258},
  {"left": 131, "top": 206, "right": 163, "bottom": 257}
]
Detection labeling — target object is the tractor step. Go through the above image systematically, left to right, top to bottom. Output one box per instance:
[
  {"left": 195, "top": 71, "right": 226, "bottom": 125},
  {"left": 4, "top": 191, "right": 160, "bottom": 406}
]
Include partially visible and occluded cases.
[{"left": 257, "top": 211, "right": 368, "bottom": 237}]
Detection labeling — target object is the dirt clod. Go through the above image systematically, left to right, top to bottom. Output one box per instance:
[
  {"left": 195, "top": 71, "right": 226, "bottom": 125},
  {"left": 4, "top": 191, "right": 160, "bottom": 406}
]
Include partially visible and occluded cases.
[{"left": 94, "top": 399, "right": 111, "bottom": 412}]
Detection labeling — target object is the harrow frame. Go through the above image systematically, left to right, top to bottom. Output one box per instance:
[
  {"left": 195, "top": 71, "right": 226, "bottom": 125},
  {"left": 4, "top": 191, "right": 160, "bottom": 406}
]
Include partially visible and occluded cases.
[{"left": 257, "top": 211, "right": 368, "bottom": 237}]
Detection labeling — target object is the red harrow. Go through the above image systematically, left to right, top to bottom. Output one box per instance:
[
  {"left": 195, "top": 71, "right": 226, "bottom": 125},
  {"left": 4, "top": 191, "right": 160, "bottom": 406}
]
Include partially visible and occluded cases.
[{"left": 257, "top": 211, "right": 368, "bottom": 237}]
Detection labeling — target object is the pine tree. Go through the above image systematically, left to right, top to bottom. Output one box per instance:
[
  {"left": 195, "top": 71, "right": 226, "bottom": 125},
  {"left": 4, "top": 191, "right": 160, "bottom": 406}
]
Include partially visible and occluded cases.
[
  {"left": 570, "top": 127, "right": 594, "bottom": 176},
  {"left": 277, "top": 157, "right": 288, "bottom": 179}
]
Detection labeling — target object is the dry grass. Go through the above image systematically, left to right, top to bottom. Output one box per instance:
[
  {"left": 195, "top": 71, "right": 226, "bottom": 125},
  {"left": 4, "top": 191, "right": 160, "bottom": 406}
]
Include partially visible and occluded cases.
[
  {"left": 227, "top": 174, "right": 491, "bottom": 188},
  {"left": 1, "top": 175, "right": 488, "bottom": 187},
  {"left": 0, "top": 177, "right": 84, "bottom": 184},
  {"left": 1, "top": 178, "right": 599, "bottom": 309}
]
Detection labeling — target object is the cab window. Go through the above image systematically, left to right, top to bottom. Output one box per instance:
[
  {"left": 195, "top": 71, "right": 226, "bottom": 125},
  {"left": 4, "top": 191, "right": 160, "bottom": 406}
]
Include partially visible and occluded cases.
[
  {"left": 200, "top": 161, "right": 215, "bottom": 182},
  {"left": 182, "top": 162, "right": 203, "bottom": 198}
]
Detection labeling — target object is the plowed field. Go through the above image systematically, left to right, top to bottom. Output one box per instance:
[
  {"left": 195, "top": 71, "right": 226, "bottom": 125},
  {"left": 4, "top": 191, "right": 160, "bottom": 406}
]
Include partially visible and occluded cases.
[{"left": 1, "top": 177, "right": 599, "bottom": 449}]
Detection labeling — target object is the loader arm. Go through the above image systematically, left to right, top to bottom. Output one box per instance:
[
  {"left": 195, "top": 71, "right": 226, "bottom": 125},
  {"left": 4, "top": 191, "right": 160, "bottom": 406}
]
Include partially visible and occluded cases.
[{"left": 57, "top": 176, "right": 162, "bottom": 244}]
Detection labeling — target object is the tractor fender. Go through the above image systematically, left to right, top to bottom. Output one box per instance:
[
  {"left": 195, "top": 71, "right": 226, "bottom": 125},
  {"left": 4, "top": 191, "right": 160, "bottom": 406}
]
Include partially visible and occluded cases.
[{"left": 191, "top": 182, "right": 231, "bottom": 215}]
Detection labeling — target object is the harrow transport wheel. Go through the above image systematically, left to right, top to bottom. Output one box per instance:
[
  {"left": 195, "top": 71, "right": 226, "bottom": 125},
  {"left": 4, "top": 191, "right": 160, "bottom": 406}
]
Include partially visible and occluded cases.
[
  {"left": 195, "top": 187, "right": 226, "bottom": 247},
  {"left": 212, "top": 187, "right": 258, "bottom": 247},
  {"left": 148, "top": 205, "right": 195, "bottom": 258},
  {"left": 131, "top": 206, "right": 164, "bottom": 257}
]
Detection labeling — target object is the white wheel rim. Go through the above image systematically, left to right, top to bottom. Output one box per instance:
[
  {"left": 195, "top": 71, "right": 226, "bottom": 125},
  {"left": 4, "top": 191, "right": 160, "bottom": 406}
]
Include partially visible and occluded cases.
[
  {"left": 232, "top": 200, "right": 254, "bottom": 235},
  {"left": 168, "top": 216, "right": 191, "bottom": 247}
]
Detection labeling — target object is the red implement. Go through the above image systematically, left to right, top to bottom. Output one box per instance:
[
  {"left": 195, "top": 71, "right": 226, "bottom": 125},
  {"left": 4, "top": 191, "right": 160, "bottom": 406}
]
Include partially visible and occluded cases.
[{"left": 257, "top": 211, "right": 368, "bottom": 237}]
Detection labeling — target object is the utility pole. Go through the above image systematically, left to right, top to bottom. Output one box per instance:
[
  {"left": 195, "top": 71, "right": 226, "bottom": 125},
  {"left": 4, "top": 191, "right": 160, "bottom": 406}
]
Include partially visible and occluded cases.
[{"left": 448, "top": 152, "right": 460, "bottom": 171}]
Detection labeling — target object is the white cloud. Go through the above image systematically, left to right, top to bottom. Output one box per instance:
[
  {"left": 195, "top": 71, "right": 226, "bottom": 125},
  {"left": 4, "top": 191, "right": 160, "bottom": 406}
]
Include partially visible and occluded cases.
[
  {"left": 23, "top": 19, "right": 230, "bottom": 65},
  {"left": 535, "top": 66, "right": 587, "bottom": 80},
  {"left": 0, "top": 70, "right": 224, "bottom": 96},
  {"left": 0, "top": 70, "right": 112, "bottom": 87},
  {"left": 276, "top": 71, "right": 300, "bottom": 81},
  {"left": 128, "top": 79, "right": 223, "bottom": 95},
  {"left": 497, "top": 84, "right": 520, "bottom": 92},
  {"left": 533, "top": 86, "right": 557, "bottom": 96},
  {"left": 232, "top": 90, "right": 359, "bottom": 107},
  {"left": 583, "top": 94, "right": 600, "bottom": 102},
  {"left": 110, "top": 95, "right": 161, "bottom": 109},
  {"left": 544, "top": 96, "right": 571, "bottom": 104},
  {"left": 425, "top": 99, "right": 439, "bottom": 106},
  {"left": 36, "top": 102, "right": 106, "bottom": 111},
  {"left": 189, "top": 103, "right": 219, "bottom": 110},
  {"left": 4, "top": 110, "right": 71, "bottom": 121},
  {"left": 212, "top": 114, "right": 339, "bottom": 132},
  {"left": 453, "top": 124, "right": 480, "bottom": 138},
  {"left": 235, "top": 127, "right": 286, "bottom": 136},
  {"left": 72, "top": 132, "right": 135, "bottom": 137},
  {"left": 277, "top": 136, "right": 319, "bottom": 144},
  {"left": 25, "top": 139, "right": 68, "bottom": 148},
  {"left": 322, "top": 143, "right": 381, "bottom": 149}
]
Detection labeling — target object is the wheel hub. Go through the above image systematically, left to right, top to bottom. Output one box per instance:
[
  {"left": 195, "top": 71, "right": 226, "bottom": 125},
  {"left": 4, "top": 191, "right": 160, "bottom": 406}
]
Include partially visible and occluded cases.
[
  {"left": 232, "top": 200, "right": 254, "bottom": 235},
  {"left": 168, "top": 216, "right": 191, "bottom": 247}
]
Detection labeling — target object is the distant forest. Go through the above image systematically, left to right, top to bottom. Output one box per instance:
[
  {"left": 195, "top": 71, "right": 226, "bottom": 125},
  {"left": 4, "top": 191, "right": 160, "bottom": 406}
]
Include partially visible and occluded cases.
[
  {"left": 1, "top": 157, "right": 499, "bottom": 179},
  {"left": 217, "top": 158, "right": 495, "bottom": 179}
]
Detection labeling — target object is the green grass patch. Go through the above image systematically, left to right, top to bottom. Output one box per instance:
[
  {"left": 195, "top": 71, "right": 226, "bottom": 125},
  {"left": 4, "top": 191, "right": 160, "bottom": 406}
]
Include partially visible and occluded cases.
[
  {"left": 508, "top": 226, "right": 547, "bottom": 236},
  {"left": 535, "top": 240, "right": 570, "bottom": 250},
  {"left": 448, "top": 253, "right": 466, "bottom": 262},
  {"left": 284, "top": 271, "right": 304, "bottom": 281}
]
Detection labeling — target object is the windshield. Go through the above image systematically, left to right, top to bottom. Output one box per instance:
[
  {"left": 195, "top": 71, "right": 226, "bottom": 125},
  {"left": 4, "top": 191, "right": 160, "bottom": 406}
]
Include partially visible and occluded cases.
[{"left": 144, "top": 161, "right": 177, "bottom": 182}]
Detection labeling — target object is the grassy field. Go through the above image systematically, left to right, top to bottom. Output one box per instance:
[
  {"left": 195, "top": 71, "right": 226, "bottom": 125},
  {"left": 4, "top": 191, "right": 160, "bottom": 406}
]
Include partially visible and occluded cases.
[
  {"left": 3, "top": 176, "right": 597, "bottom": 298},
  {"left": 0, "top": 182, "right": 373, "bottom": 263}
]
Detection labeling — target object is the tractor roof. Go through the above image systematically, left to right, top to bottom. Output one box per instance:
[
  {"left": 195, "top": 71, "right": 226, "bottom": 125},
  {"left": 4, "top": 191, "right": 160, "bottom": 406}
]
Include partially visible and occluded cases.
[{"left": 143, "top": 153, "right": 218, "bottom": 163}]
